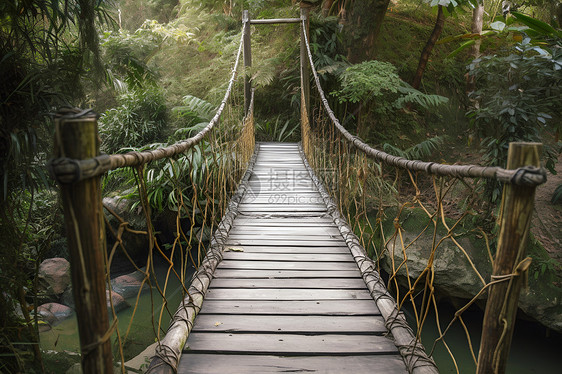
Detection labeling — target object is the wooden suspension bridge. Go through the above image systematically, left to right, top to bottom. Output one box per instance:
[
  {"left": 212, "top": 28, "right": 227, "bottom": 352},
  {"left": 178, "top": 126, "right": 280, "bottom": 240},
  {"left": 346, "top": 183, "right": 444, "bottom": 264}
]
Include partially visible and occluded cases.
[
  {"left": 47, "top": 4, "right": 546, "bottom": 374},
  {"left": 175, "top": 142, "right": 410, "bottom": 373}
]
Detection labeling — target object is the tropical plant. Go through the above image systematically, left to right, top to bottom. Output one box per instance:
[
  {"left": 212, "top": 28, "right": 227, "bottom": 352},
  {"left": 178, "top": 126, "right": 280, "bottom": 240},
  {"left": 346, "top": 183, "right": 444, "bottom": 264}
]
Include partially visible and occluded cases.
[
  {"left": 0, "top": 1, "right": 112, "bottom": 371},
  {"left": 467, "top": 38, "right": 562, "bottom": 201},
  {"left": 331, "top": 60, "right": 448, "bottom": 114},
  {"left": 99, "top": 87, "right": 168, "bottom": 153},
  {"left": 172, "top": 95, "right": 217, "bottom": 131},
  {"left": 256, "top": 116, "right": 300, "bottom": 142},
  {"left": 383, "top": 135, "right": 447, "bottom": 160}
]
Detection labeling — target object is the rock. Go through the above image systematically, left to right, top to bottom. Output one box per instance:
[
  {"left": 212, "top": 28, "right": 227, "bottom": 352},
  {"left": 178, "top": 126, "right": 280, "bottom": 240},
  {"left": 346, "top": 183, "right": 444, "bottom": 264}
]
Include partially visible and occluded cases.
[
  {"left": 103, "top": 195, "right": 149, "bottom": 272},
  {"left": 380, "top": 207, "right": 562, "bottom": 333},
  {"left": 383, "top": 230, "right": 492, "bottom": 301},
  {"left": 38, "top": 258, "right": 71, "bottom": 295},
  {"left": 111, "top": 268, "right": 149, "bottom": 299},
  {"left": 519, "top": 284, "right": 562, "bottom": 333},
  {"left": 107, "top": 290, "right": 129, "bottom": 313},
  {"left": 37, "top": 303, "right": 73, "bottom": 325},
  {"left": 124, "top": 342, "right": 157, "bottom": 372}
]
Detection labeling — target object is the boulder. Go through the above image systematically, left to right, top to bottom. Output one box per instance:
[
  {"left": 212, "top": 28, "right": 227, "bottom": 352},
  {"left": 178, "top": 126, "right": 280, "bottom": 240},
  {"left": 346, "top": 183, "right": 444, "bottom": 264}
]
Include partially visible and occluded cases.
[
  {"left": 103, "top": 195, "right": 149, "bottom": 272},
  {"left": 383, "top": 230, "right": 492, "bottom": 301},
  {"left": 38, "top": 258, "right": 71, "bottom": 295},
  {"left": 111, "top": 268, "right": 149, "bottom": 299},
  {"left": 106, "top": 290, "right": 129, "bottom": 313},
  {"left": 37, "top": 303, "right": 73, "bottom": 325}
]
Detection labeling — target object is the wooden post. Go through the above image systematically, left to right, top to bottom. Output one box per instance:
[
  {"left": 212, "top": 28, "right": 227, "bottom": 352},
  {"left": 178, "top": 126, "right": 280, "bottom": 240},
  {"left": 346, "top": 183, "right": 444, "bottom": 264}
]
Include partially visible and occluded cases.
[
  {"left": 300, "top": 4, "right": 311, "bottom": 125},
  {"left": 243, "top": 10, "right": 252, "bottom": 116},
  {"left": 55, "top": 110, "right": 113, "bottom": 373},
  {"left": 477, "top": 142, "right": 542, "bottom": 374}
]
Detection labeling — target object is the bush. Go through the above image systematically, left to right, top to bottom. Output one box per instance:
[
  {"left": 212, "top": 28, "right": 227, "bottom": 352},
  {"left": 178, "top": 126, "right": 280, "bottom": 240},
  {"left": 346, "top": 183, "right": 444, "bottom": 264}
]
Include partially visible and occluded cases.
[
  {"left": 467, "top": 39, "right": 562, "bottom": 201},
  {"left": 99, "top": 87, "right": 168, "bottom": 153}
]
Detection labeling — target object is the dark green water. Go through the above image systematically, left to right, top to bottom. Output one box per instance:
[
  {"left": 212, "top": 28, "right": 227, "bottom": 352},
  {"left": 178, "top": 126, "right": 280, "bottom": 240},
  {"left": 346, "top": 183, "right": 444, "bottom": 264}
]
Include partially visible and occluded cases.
[
  {"left": 40, "top": 263, "right": 190, "bottom": 360},
  {"left": 404, "top": 303, "right": 562, "bottom": 373}
]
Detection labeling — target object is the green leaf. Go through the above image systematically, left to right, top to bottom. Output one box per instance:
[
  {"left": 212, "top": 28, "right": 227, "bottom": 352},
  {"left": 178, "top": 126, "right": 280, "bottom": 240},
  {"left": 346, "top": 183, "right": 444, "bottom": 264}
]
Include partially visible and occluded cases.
[
  {"left": 511, "top": 11, "right": 557, "bottom": 36},
  {"left": 489, "top": 21, "right": 506, "bottom": 32},
  {"left": 447, "top": 40, "right": 476, "bottom": 58}
]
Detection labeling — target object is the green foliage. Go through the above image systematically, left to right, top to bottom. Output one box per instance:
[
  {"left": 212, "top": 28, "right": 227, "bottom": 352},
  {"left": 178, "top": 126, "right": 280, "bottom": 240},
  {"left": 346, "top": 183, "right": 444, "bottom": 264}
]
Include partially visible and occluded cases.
[
  {"left": 0, "top": 1, "right": 113, "bottom": 370},
  {"left": 102, "top": 20, "right": 194, "bottom": 91},
  {"left": 468, "top": 38, "right": 561, "bottom": 201},
  {"left": 331, "top": 60, "right": 448, "bottom": 117},
  {"left": 332, "top": 61, "right": 403, "bottom": 104},
  {"left": 394, "top": 86, "right": 450, "bottom": 110},
  {"left": 99, "top": 87, "right": 168, "bottom": 153},
  {"left": 172, "top": 95, "right": 216, "bottom": 130},
  {"left": 256, "top": 116, "right": 300, "bottom": 142},
  {"left": 383, "top": 135, "right": 447, "bottom": 160}
]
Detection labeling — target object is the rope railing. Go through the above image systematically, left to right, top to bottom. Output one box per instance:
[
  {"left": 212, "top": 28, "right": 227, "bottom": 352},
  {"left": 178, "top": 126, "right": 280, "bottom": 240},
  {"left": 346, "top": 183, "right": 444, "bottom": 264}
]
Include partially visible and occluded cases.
[
  {"left": 299, "top": 17, "right": 543, "bottom": 374},
  {"left": 300, "top": 19, "right": 546, "bottom": 188},
  {"left": 48, "top": 23, "right": 256, "bottom": 374},
  {"left": 48, "top": 27, "right": 246, "bottom": 184}
]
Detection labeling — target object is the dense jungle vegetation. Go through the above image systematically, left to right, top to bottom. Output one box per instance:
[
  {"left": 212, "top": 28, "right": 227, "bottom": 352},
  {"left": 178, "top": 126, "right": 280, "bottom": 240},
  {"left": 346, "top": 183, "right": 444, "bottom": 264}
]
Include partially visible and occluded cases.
[{"left": 1, "top": 0, "right": 561, "bottom": 372}]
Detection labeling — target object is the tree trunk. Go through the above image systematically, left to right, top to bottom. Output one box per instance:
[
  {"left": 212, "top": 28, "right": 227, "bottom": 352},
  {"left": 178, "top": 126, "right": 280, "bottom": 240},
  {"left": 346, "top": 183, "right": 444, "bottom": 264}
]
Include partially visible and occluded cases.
[
  {"left": 322, "top": 0, "right": 335, "bottom": 16},
  {"left": 344, "top": 0, "right": 392, "bottom": 62},
  {"left": 467, "top": 2, "right": 484, "bottom": 94},
  {"left": 470, "top": 2, "right": 484, "bottom": 60},
  {"left": 411, "top": 5, "right": 445, "bottom": 90}
]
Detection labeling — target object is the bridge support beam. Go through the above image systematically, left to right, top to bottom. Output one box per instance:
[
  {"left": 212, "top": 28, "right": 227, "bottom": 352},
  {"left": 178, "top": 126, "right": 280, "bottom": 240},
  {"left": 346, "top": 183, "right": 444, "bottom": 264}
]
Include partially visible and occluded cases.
[
  {"left": 243, "top": 10, "right": 252, "bottom": 116},
  {"left": 54, "top": 109, "right": 113, "bottom": 373},
  {"left": 477, "top": 142, "right": 541, "bottom": 374}
]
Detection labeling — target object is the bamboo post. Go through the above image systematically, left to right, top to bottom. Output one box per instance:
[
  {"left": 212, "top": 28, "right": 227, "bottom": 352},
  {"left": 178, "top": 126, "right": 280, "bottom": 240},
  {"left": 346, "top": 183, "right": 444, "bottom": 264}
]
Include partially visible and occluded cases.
[
  {"left": 300, "top": 4, "right": 311, "bottom": 125},
  {"left": 243, "top": 10, "right": 252, "bottom": 116},
  {"left": 54, "top": 109, "right": 113, "bottom": 373},
  {"left": 477, "top": 142, "right": 542, "bottom": 374}
]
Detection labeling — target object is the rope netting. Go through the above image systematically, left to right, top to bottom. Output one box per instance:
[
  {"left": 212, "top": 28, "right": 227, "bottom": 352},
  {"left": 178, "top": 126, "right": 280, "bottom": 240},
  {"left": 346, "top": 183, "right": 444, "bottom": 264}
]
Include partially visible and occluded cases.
[
  {"left": 300, "top": 19, "right": 545, "bottom": 373},
  {"left": 49, "top": 27, "right": 255, "bottom": 372}
]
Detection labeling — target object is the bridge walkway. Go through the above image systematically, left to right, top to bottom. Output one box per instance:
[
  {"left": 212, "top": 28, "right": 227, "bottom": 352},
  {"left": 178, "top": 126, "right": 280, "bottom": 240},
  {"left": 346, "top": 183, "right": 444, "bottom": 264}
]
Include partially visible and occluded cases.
[{"left": 177, "top": 142, "right": 408, "bottom": 373}]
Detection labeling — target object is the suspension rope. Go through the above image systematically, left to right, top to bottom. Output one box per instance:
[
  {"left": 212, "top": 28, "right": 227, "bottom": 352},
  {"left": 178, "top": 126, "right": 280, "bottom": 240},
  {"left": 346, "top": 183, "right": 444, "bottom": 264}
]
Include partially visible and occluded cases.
[
  {"left": 300, "top": 19, "right": 546, "bottom": 187},
  {"left": 48, "top": 25, "right": 247, "bottom": 183}
]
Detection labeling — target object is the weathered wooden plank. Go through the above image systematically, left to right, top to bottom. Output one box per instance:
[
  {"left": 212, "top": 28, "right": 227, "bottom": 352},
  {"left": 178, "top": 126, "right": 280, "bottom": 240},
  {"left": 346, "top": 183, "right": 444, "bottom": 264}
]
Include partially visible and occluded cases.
[
  {"left": 240, "top": 198, "right": 325, "bottom": 205},
  {"left": 237, "top": 205, "right": 327, "bottom": 212},
  {"left": 232, "top": 219, "right": 335, "bottom": 227},
  {"left": 228, "top": 226, "right": 340, "bottom": 235},
  {"left": 227, "top": 234, "right": 343, "bottom": 241},
  {"left": 225, "top": 239, "right": 347, "bottom": 247},
  {"left": 221, "top": 245, "right": 349, "bottom": 254},
  {"left": 221, "top": 253, "right": 353, "bottom": 262},
  {"left": 217, "top": 260, "right": 358, "bottom": 270},
  {"left": 213, "top": 269, "right": 361, "bottom": 279},
  {"left": 208, "top": 278, "right": 367, "bottom": 289},
  {"left": 204, "top": 288, "right": 371, "bottom": 300},
  {"left": 199, "top": 299, "right": 380, "bottom": 315},
  {"left": 192, "top": 315, "right": 387, "bottom": 333},
  {"left": 183, "top": 333, "right": 398, "bottom": 355},
  {"left": 178, "top": 354, "right": 407, "bottom": 374}
]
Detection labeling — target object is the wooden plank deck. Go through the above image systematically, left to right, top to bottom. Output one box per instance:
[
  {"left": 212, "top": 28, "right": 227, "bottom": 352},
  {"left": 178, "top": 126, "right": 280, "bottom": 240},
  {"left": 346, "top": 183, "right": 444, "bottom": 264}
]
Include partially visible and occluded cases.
[{"left": 177, "top": 142, "right": 408, "bottom": 373}]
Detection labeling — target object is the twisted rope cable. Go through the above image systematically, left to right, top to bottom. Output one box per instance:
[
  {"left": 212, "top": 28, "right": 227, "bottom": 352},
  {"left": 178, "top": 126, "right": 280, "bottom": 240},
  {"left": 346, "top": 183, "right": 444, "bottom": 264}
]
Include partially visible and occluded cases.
[
  {"left": 300, "top": 19, "right": 546, "bottom": 187},
  {"left": 49, "top": 25, "right": 246, "bottom": 184}
]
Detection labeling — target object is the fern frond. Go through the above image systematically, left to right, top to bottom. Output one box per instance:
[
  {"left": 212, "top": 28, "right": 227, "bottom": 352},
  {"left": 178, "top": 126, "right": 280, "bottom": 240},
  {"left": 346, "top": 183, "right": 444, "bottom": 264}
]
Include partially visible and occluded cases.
[{"left": 394, "top": 85, "right": 449, "bottom": 110}]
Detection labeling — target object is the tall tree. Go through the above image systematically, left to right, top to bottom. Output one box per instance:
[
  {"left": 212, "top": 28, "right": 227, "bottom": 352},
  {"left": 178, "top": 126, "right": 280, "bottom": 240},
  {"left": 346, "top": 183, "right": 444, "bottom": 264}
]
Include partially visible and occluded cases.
[
  {"left": 327, "top": 0, "right": 391, "bottom": 62},
  {"left": 470, "top": 0, "right": 484, "bottom": 59},
  {"left": 412, "top": 5, "right": 445, "bottom": 89}
]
